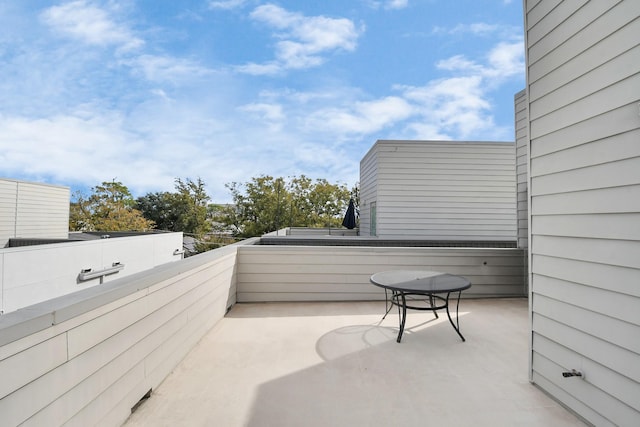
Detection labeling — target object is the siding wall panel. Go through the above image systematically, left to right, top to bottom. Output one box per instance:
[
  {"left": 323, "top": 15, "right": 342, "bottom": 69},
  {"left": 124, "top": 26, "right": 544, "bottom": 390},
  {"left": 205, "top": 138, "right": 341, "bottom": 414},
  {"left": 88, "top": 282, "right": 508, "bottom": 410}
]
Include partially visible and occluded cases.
[
  {"left": 526, "top": 0, "right": 640, "bottom": 423},
  {"left": 527, "top": 0, "right": 589, "bottom": 49},
  {"left": 528, "top": 0, "right": 637, "bottom": 81},
  {"left": 530, "top": 44, "right": 640, "bottom": 119},
  {"left": 530, "top": 72, "right": 640, "bottom": 139},
  {"left": 515, "top": 90, "right": 529, "bottom": 251},
  {"left": 530, "top": 102, "right": 639, "bottom": 157},
  {"left": 531, "top": 129, "right": 640, "bottom": 176},
  {"left": 359, "top": 145, "right": 378, "bottom": 235},
  {"left": 531, "top": 157, "right": 640, "bottom": 196},
  {"left": 0, "top": 179, "right": 69, "bottom": 247},
  {"left": 237, "top": 246, "right": 525, "bottom": 301},
  {"left": 533, "top": 255, "right": 640, "bottom": 298}
]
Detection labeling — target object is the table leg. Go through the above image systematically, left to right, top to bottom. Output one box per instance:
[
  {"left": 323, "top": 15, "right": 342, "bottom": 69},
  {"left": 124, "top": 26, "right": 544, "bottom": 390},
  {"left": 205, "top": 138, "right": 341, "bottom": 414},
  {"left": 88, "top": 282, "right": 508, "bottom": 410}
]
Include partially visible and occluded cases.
[
  {"left": 382, "top": 288, "right": 393, "bottom": 320},
  {"left": 445, "top": 291, "right": 465, "bottom": 342},
  {"left": 397, "top": 292, "right": 407, "bottom": 343},
  {"left": 429, "top": 294, "right": 439, "bottom": 319}
]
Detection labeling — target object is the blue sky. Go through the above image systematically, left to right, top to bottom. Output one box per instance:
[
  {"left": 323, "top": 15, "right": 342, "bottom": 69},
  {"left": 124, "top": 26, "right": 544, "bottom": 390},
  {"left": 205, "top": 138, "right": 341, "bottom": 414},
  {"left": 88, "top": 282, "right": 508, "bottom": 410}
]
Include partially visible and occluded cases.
[{"left": 0, "top": 0, "right": 525, "bottom": 202}]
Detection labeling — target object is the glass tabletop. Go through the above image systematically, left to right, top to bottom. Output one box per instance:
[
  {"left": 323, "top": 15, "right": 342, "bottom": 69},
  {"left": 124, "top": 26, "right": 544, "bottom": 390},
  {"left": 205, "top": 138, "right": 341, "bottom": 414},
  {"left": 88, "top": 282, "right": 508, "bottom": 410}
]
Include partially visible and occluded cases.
[{"left": 370, "top": 270, "right": 471, "bottom": 293}]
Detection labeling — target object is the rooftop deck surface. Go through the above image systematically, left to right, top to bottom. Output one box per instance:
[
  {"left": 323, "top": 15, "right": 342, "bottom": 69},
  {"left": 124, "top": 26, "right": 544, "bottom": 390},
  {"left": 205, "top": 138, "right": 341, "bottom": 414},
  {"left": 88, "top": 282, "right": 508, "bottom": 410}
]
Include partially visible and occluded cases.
[{"left": 123, "top": 298, "right": 586, "bottom": 427}]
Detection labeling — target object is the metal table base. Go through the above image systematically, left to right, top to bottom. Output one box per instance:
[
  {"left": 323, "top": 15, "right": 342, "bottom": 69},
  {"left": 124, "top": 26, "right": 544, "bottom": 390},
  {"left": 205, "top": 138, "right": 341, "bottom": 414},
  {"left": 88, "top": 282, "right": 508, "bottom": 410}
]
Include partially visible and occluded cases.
[{"left": 382, "top": 289, "right": 466, "bottom": 343}]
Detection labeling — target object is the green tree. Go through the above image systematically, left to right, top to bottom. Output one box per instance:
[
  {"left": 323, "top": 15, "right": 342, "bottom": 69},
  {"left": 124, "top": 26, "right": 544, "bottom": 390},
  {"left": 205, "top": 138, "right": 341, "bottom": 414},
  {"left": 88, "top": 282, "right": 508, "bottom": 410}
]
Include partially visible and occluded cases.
[
  {"left": 223, "top": 175, "right": 352, "bottom": 237},
  {"left": 224, "top": 176, "right": 289, "bottom": 237},
  {"left": 173, "top": 177, "right": 211, "bottom": 235},
  {"left": 136, "top": 178, "right": 211, "bottom": 235},
  {"left": 69, "top": 181, "right": 154, "bottom": 232},
  {"left": 134, "top": 191, "right": 183, "bottom": 231}
]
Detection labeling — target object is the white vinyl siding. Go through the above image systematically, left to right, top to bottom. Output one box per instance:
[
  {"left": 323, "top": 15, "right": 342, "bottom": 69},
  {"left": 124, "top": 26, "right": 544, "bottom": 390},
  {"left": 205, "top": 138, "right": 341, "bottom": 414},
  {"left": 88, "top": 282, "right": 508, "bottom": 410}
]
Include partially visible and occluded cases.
[
  {"left": 525, "top": 0, "right": 640, "bottom": 425},
  {"left": 515, "top": 90, "right": 529, "bottom": 250},
  {"left": 359, "top": 140, "right": 517, "bottom": 241},
  {"left": 359, "top": 146, "right": 378, "bottom": 236},
  {"left": 0, "top": 179, "right": 70, "bottom": 247},
  {"left": 0, "top": 180, "right": 18, "bottom": 247},
  {"left": 236, "top": 245, "right": 525, "bottom": 301}
]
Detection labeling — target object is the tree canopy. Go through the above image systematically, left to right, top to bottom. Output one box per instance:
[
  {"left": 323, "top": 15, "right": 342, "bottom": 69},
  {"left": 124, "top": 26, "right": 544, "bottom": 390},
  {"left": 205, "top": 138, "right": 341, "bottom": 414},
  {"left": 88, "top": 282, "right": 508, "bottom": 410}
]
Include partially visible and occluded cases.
[
  {"left": 220, "top": 175, "right": 356, "bottom": 237},
  {"left": 70, "top": 176, "right": 358, "bottom": 248},
  {"left": 136, "top": 178, "right": 211, "bottom": 235},
  {"left": 69, "top": 181, "right": 154, "bottom": 232}
]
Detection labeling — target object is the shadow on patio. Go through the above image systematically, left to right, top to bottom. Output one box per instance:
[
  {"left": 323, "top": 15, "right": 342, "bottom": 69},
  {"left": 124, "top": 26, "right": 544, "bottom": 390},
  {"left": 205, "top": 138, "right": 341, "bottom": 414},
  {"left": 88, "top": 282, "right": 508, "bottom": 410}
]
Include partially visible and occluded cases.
[{"left": 123, "top": 299, "right": 586, "bottom": 427}]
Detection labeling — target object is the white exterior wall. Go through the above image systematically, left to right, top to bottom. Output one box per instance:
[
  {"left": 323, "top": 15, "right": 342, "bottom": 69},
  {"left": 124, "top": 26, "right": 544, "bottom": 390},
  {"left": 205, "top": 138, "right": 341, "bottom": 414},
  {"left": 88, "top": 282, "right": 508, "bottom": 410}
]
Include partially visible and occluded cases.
[
  {"left": 525, "top": 1, "right": 640, "bottom": 425},
  {"left": 515, "top": 90, "right": 529, "bottom": 250},
  {"left": 515, "top": 90, "right": 529, "bottom": 294},
  {"left": 359, "top": 140, "right": 517, "bottom": 240},
  {"left": 359, "top": 146, "right": 378, "bottom": 236},
  {"left": 0, "top": 179, "right": 70, "bottom": 248},
  {"left": 0, "top": 232, "right": 184, "bottom": 314}
]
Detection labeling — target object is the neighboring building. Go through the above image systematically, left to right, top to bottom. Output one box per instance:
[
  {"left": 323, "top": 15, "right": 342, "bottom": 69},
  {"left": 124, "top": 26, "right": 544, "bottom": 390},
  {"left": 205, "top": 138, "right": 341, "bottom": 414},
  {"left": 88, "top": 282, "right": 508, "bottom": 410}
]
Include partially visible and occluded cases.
[
  {"left": 524, "top": 1, "right": 640, "bottom": 425},
  {"left": 359, "top": 140, "right": 517, "bottom": 242},
  {"left": 0, "top": 178, "right": 184, "bottom": 314},
  {"left": 0, "top": 179, "right": 70, "bottom": 248},
  {"left": 0, "top": 231, "right": 184, "bottom": 314}
]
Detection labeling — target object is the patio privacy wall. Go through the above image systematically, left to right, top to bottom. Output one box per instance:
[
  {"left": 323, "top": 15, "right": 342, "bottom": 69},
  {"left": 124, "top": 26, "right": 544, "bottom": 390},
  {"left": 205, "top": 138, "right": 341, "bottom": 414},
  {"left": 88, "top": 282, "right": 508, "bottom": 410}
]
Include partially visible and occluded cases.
[
  {"left": 524, "top": 0, "right": 640, "bottom": 425},
  {"left": 359, "top": 140, "right": 517, "bottom": 241},
  {"left": 0, "top": 179, "right": 70, "bottom": 248},
  {"left": 236, "top": 245, "right": 525, "bottom": 301}
]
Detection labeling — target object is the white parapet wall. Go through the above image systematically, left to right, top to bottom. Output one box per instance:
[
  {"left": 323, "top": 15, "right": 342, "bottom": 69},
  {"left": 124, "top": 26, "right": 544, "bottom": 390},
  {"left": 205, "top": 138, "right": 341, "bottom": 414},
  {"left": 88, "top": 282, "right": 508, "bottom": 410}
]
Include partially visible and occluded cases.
[
  {"left": 0, "top": 232, "right": 184, "bottom": 314},
  {"left": 0, "top": 239, "right": 256, "bottom": 427},
  {"left": 237, "top": 245, "right": 526, "bottom": 302}
]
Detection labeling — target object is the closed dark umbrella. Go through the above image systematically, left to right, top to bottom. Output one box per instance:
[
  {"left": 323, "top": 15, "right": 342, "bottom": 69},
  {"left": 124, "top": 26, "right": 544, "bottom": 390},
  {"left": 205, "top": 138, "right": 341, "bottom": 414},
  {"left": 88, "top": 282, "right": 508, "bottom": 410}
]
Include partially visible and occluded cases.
[{"left": 342, "top": 198, "right": 357, "bottom": 229}]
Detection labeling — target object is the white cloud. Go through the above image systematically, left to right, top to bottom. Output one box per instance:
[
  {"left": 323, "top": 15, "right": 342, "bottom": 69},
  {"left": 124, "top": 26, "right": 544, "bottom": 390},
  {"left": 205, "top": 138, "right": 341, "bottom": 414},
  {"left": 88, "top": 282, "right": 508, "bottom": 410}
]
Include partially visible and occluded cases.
[
  {"left": 40, "top": 0, "right": 143, "bottom": 51},
  {"left": 209, "top": 0, "right": 248, "bottom": 10},
  {"left": 366, "top": 0, "right": 409, "bottom": 10},
  {"left": 386, "top": 0, "right": 409, "bottom": 9},
  {"left": 238, "top": 4, "right": 363, "bottom": 74},
  {"left": 432, "top": 22, "right": 506, "bottom": 37},
  {"left": 435, "top": 39, "right": 524, "bottom": 82},
  {"left": 486, "top": 41, "right": 525, "bottom": 79},
  {"left": 124, "top": 54, "right": 213, "bottom": 84},
  {"left": 436, "top": 55, "right": 484, "bottom": 73},
  {"left": 235, "top": 62, "right": 282, "bottom": 76},
  {"left": 398, "top": 75, "right": 496, "bottom": 139},
  {"left": 306, "top": 96, "right": 414, "bottom": 135},
  {"left": 239, "top": 102, "right": 285, "bottom": 131},
  {"left": 0, "top": 113, "right": 151, "bottom": 185}
]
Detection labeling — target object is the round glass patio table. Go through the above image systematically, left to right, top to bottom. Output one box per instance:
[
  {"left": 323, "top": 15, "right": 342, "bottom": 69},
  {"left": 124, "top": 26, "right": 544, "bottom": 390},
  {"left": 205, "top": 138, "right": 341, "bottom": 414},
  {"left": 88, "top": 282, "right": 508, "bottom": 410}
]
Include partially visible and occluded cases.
[{"left": 370, "top": 270, "right": 471, "bottom": 343}]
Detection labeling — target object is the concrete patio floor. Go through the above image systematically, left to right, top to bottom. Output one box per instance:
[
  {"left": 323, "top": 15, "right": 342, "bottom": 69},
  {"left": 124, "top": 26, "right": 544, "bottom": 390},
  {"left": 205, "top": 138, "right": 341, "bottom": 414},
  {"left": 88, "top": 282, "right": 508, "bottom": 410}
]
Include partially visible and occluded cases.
[{"left": 123, "top": 298, "right": 586, "bottom": 427}]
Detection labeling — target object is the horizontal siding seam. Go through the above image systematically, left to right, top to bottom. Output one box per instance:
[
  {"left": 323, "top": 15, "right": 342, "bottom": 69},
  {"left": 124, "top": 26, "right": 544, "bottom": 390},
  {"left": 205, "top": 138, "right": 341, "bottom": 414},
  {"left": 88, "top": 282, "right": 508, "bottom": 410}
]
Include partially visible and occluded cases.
[
  {"left": 526, "top": 1, "right": 627, "bottom": 84},
  {"left": 529, "top": 72, "right": 640, "bottom": 133},
  {"left": 530, "top": 154, "right": 640, "bottom": 179},
  {"left": 529, "top": 180, "right": 640, "bottom": 198},
  {"left": 532, "top": 271, "right": 640, "bottom": 299}
]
